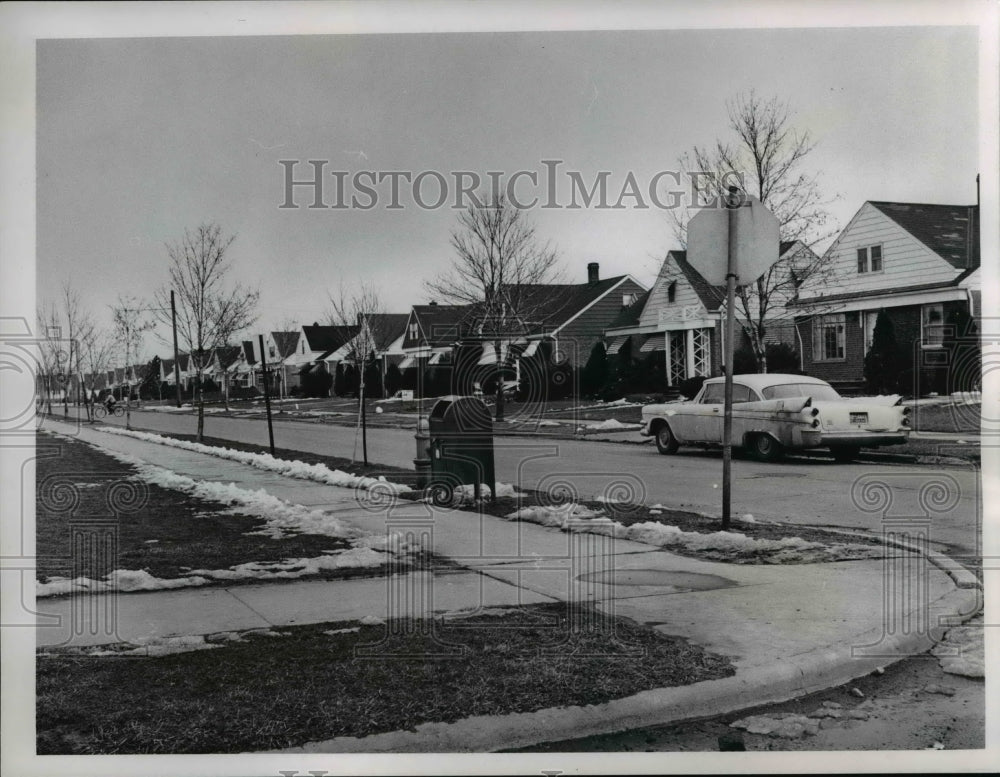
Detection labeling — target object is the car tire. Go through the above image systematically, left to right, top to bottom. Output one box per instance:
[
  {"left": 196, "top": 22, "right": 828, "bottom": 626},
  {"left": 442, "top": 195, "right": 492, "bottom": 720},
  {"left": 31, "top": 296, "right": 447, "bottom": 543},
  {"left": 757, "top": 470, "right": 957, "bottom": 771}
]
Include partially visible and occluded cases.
[
  {"left": 654, "top": 423, "right": 679, "bottom": 455},
  {"left": 749, "top": 433, "right": 783, "bottom": 462},
  {"left": 830, "top": 446, "right": 860, "bottom": 463}
]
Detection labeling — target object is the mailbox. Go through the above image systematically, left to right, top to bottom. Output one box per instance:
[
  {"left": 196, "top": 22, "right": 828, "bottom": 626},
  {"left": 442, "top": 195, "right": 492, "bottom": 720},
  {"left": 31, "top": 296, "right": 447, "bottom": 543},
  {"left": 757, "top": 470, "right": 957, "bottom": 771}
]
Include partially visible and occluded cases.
[{"left": 427, "top": 396, "right": 496, "bottom": 503}]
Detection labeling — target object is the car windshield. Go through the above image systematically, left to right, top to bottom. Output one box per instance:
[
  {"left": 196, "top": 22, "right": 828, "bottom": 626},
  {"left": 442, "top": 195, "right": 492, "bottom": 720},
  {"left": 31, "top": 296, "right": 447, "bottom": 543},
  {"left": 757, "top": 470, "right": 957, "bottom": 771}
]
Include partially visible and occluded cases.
[{"left": 761, "top": 383, "right": 841, "bottom": 401}]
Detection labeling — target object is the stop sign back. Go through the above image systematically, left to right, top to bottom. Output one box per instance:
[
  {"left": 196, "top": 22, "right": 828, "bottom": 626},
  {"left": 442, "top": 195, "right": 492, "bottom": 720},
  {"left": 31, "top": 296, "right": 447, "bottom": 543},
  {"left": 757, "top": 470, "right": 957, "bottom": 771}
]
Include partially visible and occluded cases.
[{"left": 686, "top": 194, "right": 780, "bottom": 286}]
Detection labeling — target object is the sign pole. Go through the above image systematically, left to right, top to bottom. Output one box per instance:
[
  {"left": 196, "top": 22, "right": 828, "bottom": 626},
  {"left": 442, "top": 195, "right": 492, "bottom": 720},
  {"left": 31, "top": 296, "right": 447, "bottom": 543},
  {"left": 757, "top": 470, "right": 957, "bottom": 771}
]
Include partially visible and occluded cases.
[
  {"left": 721, "top": 186, "right": 741, "bottom": 531},
  {"left": 171, "top": 290, "right": 182, "bottom": 407},
  {"left": 258, "top": 334, "right": 276, "bottom": 456}
]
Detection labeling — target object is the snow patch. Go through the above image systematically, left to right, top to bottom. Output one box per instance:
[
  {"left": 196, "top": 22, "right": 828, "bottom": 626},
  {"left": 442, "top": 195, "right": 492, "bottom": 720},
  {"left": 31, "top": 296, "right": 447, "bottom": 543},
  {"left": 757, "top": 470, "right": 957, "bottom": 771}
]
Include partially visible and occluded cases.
[
  {"left": 584, "top": 418, "right": 642, "bottom": 431},
  {"left": 100, "top": 427, "right": 412, "bottom": 495},
  {"left": 503, "top": 507, "right": 886, "bottom": 564}
]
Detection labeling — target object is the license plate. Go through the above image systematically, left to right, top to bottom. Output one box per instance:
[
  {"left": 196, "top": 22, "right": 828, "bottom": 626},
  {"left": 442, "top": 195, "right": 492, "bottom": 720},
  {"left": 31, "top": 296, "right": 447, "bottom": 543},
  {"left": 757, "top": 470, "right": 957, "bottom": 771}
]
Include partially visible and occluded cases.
[{"left": 850, "top": 412, "right": 869, "bottom": 424}]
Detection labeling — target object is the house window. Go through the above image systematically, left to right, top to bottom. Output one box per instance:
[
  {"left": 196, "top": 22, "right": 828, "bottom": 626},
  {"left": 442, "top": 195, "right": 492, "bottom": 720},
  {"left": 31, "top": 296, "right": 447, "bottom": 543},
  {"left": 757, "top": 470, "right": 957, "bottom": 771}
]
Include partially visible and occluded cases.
[
  {"left": 857, "top": 245, "right": 883, "bottom": 274},
  {"left": 667, "top": 281, "right": 677, "bottom": 303},
  {"left": 622, "top": 293, "right": 637, "bottom": 308},
  {"left": 922, "top": 303, "right": 945, "bottom": 348},
  {"left": 812, "top": 314, "right": 846, "bottom": 361},
  {"left": 408, "top": 323, "right": 419, "bottom": 340}
]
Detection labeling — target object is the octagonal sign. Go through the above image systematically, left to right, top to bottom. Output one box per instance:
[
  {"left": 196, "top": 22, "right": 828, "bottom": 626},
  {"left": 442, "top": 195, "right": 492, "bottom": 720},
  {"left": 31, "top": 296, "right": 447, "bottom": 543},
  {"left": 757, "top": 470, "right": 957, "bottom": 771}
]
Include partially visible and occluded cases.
[{"left": 686, "top": 194, "right": 780, "bottom": 286}]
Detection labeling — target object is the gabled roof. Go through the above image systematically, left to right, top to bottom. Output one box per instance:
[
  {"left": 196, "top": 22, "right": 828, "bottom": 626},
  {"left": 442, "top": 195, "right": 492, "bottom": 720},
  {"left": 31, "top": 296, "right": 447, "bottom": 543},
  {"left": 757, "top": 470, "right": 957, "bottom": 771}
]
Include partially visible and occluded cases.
[
  {"left": 869, "top": 201, "right": 979, "bottom": 270},
  {"left": 670, "top": 250, "right": 727, "bottom": 311},
  {"left": 508, "top": 275, "right": 633, "bottom": 332},
  {"left": 609, "top": 289, "right": 651, "bottom": 329},
  {"left": 407, "top": 305, "right": 475, "bottom": 348},
  {"left": 363, "top": 313, "right": 410, "bottom": 350},
  {"left": 301, "top": 324, "right": 359, "bottom": 352},
  {"left": 271, "top": 331, "right": 301, "bottom": 359},
  {"left": 241, "top": 341, "right": 257, "bottom": 365},
  {"left": 214, "top": 345, "right": 243, "bottom": 369},
  {"left": 161, "top": 358, "right": 175, "bottom": 373}
]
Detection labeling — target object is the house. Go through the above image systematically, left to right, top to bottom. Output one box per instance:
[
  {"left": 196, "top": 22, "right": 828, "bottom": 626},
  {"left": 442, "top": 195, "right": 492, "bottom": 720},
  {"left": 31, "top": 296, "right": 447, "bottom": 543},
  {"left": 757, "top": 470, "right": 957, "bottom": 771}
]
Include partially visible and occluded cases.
[
  {"left": 789, "top": 201, "right": 980, "bottom": 394},
  {"left": 603, "top": 242, "right": 823, "bottom": 386},
  {"left": 603, "top": 251, "right": 723, "bottom": 386},
  {"left": 397, "top": 263, "right": 646, "bottom": 395},
  {"left": 506, "top": 263, "right": 648, "bottom": 367},
  {"left": 230, "top": 340, "right": 259, "bottom": 389},
  {"left": 206, "top": 345, "right": 244, "bottom": 390},
  {"left": 160, "top": 353, "right": 194, "bottom": 390}
]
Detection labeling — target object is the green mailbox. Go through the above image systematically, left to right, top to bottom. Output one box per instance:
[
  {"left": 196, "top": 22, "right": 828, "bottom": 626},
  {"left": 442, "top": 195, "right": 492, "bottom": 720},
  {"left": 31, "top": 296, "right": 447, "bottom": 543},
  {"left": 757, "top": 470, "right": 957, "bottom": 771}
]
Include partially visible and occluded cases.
[{"left": 427, "top": 396, "right": 496, "bottom": 503}]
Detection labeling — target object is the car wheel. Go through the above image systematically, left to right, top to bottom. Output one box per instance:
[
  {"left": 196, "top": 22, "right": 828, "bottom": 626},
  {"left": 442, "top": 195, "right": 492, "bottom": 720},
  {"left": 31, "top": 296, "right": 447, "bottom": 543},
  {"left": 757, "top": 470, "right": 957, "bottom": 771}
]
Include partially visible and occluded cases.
[
  {"left": 654, "top": 423, "right": 679, "bottom": 455},
  {"left": 749, "top": 434, "right": 783, "bottom": 462},
  {"left": 831, "top": 446, "right": 860, "bottom": 463}
]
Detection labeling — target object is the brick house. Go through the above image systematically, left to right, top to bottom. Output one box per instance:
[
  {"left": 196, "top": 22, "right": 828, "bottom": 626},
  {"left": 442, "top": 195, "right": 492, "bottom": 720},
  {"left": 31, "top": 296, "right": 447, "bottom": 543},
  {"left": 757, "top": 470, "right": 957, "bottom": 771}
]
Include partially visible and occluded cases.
[{"left": 789, "top": 201, "right": 980, "bottom": 394}]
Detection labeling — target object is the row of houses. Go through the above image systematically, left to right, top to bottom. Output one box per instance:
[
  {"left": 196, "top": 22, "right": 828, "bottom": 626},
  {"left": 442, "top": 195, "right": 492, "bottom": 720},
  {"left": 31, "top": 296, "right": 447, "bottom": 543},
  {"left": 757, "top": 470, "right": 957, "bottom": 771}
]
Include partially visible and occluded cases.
[{"left": 83, "top": 197, "right": 981, "bottom": 401}]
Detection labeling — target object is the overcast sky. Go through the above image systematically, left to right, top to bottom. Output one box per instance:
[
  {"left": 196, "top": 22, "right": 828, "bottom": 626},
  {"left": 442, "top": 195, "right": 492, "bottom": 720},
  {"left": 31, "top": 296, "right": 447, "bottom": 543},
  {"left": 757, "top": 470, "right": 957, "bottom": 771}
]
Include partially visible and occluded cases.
[{"left": 36, "top": 24, "right": 979, "bottom": 359}]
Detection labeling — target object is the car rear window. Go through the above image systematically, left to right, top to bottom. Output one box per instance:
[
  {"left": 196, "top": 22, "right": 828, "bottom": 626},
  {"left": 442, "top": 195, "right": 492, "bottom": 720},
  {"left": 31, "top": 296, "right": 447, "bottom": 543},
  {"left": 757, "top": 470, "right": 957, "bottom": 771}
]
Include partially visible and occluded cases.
[
  {"left": 701, "top": 383, "right": 754, "bottom": 403},
  {"left": 762, "top": 383, "right": 841, "bottom": 400}
]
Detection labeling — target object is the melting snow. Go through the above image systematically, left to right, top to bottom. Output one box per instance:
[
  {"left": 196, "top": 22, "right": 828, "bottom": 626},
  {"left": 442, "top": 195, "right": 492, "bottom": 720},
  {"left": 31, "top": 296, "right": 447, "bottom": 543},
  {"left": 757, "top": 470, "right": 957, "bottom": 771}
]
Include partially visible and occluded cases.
[
  {"left": 584, "top": 418, "right": 642, "bottom": 431},
  {"left": 100, "top": 427, "right": 412, "bottom": 495},
  {"left": 504, "top": 507, "right": 886, "bottom": 564}
]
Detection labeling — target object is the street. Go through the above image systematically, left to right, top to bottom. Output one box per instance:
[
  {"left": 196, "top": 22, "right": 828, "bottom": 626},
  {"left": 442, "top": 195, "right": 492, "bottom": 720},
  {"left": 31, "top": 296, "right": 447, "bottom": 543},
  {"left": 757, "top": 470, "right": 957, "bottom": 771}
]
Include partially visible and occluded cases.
[{"left": 73, "top": 407, "right": 980, "bottom": 559}]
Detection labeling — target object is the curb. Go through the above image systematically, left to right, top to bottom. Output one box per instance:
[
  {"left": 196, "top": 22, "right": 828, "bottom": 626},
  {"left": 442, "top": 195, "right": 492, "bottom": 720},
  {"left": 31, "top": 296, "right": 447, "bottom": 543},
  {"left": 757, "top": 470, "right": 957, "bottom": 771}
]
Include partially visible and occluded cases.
[{"left": 271, "top": 585, "right": 981, "bottom": 754}]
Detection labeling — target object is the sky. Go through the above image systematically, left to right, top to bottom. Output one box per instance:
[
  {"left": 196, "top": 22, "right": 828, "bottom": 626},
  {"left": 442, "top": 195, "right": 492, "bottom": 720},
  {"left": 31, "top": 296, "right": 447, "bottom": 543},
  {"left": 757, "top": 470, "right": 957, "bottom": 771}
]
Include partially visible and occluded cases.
[{"left": 35, "top": 21, "right": 981, "bottom": 362}]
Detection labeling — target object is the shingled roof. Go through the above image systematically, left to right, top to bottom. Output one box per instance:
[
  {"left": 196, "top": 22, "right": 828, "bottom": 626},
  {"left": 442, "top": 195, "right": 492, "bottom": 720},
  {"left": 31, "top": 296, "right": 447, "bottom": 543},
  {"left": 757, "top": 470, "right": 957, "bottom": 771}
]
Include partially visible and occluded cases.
[
  {"left": 869, "top": 201, "right": 979, "bottom": 270},
  {"left": 670, "top": 250, "right": 727, "bottom": 311},
  {"left": 509, "top": 275, "right": 632, "bottom": 331},
  {"left": 362, "top": 313, "right": 410, "bottom": 350},
  {"left": 301, "top": 324, "right": 359, "bottom": 353},
  {"left": 270, "top": 331, "right": 301, "bottom": 359}
]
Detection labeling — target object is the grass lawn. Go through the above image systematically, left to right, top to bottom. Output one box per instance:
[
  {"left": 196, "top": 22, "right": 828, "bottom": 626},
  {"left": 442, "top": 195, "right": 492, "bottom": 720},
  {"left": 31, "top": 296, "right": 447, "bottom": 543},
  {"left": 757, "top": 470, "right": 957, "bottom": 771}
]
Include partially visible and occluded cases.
[
  {"left": 35, "top": 431, "right": 397, "bottom": 584},
  {"left": 37, "top": 602, "right": 735, "bottom": 754}
]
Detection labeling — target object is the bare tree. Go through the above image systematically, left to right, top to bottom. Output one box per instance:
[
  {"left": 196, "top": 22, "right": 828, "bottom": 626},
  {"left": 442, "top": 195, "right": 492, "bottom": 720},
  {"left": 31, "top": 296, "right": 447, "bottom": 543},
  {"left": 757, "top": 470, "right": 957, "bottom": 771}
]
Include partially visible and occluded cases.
[
  {"left": 671, "top": 90, "right": 841, "bottom": 372},
  {"left": 425, "top": 193, "right": 561, "bottom": 421},
  {"left": 153, "top": 223, "right": 259, "bottom": 441},
  {"left": 327, "top": 281, "right": 386, "bottom": 465},
  {"left": 59, "top": 282, "right": 96, "bottom": 417},
  {"left": 110, "top": 296, "right": 153, "bottom": 430},
  {"left": 36, "top": 302, "right": 62, "bottom": 416},
  {"left": 79, "top": 326, "right": 116, "bottom": 416}
]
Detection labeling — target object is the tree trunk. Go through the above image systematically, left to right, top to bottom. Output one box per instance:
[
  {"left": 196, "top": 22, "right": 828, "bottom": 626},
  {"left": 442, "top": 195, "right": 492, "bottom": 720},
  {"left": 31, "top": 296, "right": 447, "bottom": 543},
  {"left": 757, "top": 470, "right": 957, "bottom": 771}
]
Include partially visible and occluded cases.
[
  {"left": 494, "top": 341, "right": 505, "bottom": 422},
  {"left": 197, "top": 371, "right": 205, "bottom": 442},
  {"left": 360, "top": 371, "right": 368, "bottom": 466}
]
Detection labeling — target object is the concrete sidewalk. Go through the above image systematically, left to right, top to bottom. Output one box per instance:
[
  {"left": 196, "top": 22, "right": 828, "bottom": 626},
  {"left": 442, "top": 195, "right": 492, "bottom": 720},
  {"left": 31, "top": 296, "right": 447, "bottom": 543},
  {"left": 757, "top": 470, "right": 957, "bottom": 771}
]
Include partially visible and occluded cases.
[{"left": 36, "top": 419, "right": 981, "bottom": 752}]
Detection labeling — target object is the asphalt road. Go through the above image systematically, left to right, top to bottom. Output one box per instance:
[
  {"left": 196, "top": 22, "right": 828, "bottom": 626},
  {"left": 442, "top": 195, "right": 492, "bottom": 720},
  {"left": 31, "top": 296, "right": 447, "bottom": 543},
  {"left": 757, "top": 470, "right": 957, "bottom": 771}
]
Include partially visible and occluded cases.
[{"left": 74, "top": 407, "right": 980, "bottom": 558}]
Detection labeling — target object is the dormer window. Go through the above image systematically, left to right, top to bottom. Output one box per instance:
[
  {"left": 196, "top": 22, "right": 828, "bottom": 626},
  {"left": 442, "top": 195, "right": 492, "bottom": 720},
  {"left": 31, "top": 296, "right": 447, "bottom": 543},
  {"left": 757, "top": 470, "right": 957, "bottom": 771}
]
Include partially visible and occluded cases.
[
  {"left": 857, "top": 245, "right": 883, "bottom": 274},
  {"left": 622, "top": 293, "right": 637, "bottom": 308}
]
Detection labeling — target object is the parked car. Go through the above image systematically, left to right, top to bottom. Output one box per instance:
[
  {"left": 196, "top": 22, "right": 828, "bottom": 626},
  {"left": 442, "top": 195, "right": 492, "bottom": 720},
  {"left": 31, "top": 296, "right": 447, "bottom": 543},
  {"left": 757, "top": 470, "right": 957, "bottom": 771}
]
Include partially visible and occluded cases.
[{"left": 641, "top": 374, "right": 911, "bottom": 462}]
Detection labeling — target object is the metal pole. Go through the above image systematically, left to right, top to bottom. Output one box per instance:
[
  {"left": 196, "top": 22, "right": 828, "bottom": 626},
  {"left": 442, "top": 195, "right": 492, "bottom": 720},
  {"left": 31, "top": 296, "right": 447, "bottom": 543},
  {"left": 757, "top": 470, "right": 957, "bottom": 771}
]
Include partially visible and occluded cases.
[
  {"left": 722, "top": 185, "right": 741, "bottom": 530},
  {"left": 171, "top": 290, "right": 182, "bottom": 407},
  {"left": 259, "top": 334, "right": 276, "bottom": 455}
]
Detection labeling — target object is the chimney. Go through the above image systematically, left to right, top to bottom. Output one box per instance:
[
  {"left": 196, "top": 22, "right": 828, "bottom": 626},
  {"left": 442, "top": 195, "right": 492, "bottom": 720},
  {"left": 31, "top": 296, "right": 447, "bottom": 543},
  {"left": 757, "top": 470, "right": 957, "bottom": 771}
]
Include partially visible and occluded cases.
[{"left": 587, "top": 262, "right": 600, "bottom": 285}]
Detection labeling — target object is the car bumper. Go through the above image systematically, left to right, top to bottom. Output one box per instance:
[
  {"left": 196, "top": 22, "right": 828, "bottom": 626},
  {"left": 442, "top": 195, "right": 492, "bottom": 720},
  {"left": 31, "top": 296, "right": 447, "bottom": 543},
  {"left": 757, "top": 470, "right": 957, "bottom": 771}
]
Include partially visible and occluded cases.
[{"left": 817, "top": 431, "right": 909, "bottom": 447}]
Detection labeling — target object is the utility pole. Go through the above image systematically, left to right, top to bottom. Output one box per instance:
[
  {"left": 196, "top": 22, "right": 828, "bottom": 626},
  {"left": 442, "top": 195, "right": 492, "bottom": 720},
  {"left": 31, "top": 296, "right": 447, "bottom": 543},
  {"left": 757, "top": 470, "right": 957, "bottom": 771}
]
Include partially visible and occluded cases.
[
  {"left": 171, "top": 290, "right": 182, "bottom": 407},
  {"left": 258, "top": 334, "right": 276, "bottom": 455}
]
